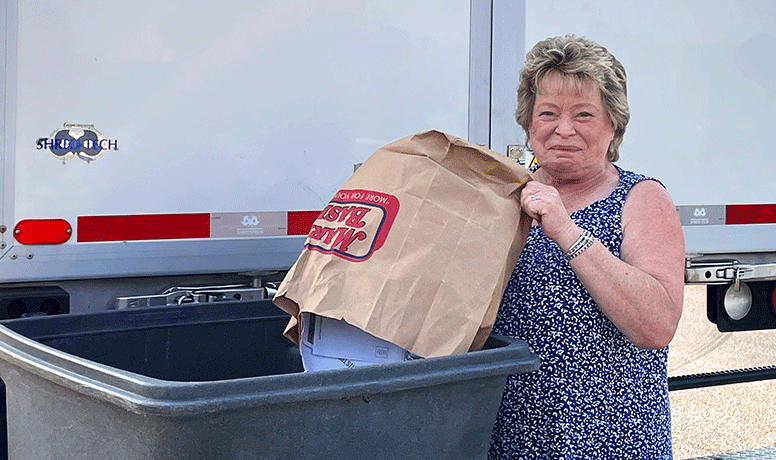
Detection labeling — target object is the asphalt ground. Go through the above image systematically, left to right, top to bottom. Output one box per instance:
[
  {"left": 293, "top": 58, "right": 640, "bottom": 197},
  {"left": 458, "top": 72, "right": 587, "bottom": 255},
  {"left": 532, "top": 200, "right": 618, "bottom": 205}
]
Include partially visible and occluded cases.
[{"left": 669, "top": 285, "right": 776, "bottom": 459}]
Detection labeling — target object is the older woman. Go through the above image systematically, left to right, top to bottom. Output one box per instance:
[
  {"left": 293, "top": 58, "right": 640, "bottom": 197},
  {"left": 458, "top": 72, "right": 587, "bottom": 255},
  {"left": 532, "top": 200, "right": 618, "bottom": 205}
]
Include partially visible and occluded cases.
[{"left": 489, "top": 36, "right": 685, "bottom": 459}]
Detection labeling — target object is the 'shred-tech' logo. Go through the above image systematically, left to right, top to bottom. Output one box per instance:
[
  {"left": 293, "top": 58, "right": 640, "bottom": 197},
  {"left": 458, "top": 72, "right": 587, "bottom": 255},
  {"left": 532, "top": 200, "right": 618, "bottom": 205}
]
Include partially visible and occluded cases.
[{"left": 305, "top": 189, "right": 399, "bottom": 262}]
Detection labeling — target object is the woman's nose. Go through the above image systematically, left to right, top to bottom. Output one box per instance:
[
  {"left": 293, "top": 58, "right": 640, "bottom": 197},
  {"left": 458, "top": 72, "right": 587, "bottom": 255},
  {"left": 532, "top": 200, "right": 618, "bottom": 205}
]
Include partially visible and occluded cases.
[{"left": 555, "top": 115, "right": 575, "bottom": 136}]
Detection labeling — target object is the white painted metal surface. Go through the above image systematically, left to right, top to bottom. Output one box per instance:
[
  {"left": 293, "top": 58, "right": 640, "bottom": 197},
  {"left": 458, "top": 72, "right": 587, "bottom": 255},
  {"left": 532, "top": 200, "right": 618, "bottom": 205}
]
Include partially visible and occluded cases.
[{"left": 1, "top": 0, "right": 473, "bottom": 281}]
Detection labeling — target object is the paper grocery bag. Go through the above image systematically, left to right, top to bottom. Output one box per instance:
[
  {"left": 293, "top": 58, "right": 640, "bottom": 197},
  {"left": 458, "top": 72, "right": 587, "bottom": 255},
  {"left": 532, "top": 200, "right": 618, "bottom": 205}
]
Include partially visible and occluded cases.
[{"left": 273, "top": 130, "right": 532, "bottom": 358}]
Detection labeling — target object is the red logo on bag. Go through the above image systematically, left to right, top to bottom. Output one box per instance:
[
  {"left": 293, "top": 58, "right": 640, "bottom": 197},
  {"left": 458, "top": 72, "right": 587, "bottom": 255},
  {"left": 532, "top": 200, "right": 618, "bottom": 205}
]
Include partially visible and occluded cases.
[{"left": 305, "top": 189, "right": 399, "bottom": 262}]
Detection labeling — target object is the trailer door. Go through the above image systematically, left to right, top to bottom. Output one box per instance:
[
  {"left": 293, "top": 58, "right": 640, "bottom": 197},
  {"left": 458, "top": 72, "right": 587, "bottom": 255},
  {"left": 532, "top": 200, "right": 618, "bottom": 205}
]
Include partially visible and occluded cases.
[{"left": 1, "top": 0, "right": 474, "bottom": 282}]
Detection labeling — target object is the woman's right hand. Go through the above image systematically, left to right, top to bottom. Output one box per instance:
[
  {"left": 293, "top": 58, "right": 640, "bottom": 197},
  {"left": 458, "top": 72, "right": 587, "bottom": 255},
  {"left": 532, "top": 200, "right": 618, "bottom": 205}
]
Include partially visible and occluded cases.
[{"left": 520, "top": 182, "right": 581, "bottom": 252}]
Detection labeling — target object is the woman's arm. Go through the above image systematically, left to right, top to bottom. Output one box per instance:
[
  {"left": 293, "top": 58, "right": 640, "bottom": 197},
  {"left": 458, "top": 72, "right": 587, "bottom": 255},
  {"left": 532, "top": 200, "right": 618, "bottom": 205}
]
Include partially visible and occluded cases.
[{"left": 522, "top": 180, "right": 685, "bottom": 349}]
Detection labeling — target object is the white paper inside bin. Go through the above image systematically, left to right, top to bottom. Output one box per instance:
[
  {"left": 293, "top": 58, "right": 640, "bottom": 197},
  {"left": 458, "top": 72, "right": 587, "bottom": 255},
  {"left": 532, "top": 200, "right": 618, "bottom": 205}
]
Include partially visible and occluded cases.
[{"left": 299, "top": 312, "right": 408, "bottom": 371}]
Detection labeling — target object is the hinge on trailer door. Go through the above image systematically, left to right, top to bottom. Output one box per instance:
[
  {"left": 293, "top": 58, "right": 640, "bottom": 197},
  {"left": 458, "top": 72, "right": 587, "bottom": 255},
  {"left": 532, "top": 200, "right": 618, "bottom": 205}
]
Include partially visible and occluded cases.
[
  {"left": 685, "top": 259, "right": 776, "bottom": 286},
  {"left": 114, "top": 274, "right": 279, "bottom": 309},
  {"left": 114, "top": 285, "right": 276, "bottom": 309},
  {"left": 114, "top": 289, "right": 207, "bottom": 309}
]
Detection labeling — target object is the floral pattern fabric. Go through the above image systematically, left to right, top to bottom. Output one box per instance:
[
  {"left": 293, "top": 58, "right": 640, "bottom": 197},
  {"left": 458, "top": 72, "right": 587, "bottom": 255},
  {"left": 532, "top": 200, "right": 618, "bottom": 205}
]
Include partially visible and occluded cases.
[{"left": 489, "top": 166, "right": 672, "bottom": 459}]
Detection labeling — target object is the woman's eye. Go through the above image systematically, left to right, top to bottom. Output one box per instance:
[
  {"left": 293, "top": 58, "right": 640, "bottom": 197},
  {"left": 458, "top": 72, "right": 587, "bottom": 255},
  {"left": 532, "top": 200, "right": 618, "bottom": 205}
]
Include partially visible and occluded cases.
[{"left": 578, "top": 112, "right": 593, "bottom": 118}]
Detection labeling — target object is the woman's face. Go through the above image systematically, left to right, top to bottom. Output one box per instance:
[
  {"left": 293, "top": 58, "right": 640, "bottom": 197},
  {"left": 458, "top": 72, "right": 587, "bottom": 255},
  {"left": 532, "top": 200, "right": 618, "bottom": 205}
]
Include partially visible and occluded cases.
[{"left": 529, "top": 73, "right": 614, "bottom": 178}]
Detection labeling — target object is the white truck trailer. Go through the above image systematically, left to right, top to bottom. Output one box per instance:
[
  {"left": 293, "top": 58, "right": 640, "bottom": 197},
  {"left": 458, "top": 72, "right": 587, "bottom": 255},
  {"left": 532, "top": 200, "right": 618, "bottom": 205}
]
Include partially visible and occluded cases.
[{"left": 1, "top": 1, "right": 775, "bottom": 332}]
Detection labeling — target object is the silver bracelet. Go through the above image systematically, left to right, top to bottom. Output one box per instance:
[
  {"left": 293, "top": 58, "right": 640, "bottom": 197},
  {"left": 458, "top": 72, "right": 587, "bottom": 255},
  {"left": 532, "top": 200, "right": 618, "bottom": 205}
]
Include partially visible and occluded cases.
[{"left": 563, "top": 229, "right": 594, "bottom": 262}]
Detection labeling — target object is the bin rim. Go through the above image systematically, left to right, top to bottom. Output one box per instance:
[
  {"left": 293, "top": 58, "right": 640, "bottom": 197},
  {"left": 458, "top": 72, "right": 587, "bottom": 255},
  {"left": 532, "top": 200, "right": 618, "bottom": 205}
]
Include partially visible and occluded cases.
[{"left": 0, "top": 319, "right": 538, "bottom": 418}]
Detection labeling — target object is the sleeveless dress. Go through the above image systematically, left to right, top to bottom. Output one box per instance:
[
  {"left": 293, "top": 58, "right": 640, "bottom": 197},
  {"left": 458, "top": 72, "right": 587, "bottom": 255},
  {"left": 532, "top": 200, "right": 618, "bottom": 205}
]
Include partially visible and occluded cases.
[{"left": 488, "top": 166, "right": 672, "bottom": 459}]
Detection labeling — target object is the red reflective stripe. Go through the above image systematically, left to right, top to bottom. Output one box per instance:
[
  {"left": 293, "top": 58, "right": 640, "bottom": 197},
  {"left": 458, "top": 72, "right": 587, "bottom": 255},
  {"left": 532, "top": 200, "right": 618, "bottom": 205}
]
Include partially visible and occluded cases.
[
  {"left": 725, "top": 204, "right": 776, "bottom": 225},
  {"left": 287, "top": 211, "right": 321, "bottom": 235},
  {"left": 77, "top": 214, "right": 210, "bottom": 242},
  {"left": 14, "top": 219, "right": 72, "bottom": 245}
]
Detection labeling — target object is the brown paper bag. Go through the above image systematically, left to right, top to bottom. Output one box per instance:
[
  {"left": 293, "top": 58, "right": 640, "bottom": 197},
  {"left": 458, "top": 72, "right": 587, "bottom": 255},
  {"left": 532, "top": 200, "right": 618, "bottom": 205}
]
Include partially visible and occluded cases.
[{"left": 273, "top": 130, "right": 532, "bottom": 358}]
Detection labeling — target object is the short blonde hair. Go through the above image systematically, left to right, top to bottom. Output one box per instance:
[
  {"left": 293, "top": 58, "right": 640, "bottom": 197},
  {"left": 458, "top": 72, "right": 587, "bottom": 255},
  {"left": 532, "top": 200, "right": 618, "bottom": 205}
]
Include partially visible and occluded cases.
[{"left": 516, "top": 35, "right": 629, "bottom": 162}]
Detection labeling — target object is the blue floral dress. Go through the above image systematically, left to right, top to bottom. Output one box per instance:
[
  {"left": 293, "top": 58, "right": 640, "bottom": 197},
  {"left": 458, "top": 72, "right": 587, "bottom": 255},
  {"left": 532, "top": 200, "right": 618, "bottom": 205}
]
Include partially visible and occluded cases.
[{"left": 489, "top": 167, "right": 672, "bottom": 459}]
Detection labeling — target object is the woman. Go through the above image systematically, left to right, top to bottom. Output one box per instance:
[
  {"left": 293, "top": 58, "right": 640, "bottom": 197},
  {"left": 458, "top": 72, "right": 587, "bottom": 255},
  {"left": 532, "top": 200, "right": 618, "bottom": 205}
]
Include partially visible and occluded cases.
[{"left": 489, "top": 35, "right": 685, "bottom": 459}]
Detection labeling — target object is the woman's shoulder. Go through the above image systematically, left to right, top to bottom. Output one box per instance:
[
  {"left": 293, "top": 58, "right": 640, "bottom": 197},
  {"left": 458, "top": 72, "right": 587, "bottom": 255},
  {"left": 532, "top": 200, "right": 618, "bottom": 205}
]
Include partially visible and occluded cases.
[
  {"left": 616, "top": 165, "right": 671, "bottom": 204},
  {"left": 615, "top": 166, "right": 664, "bottom": 191},
  {"left": 611, "top": 167, "right": 679, "bottom": 242},
  {"left": 614, "top": 167, "right": 670, "bottom": 201},
  {"left": 620, "top": 168, "right": 679, "bottom": 233},
  {"left": 625, "top": 178, "right": 674, "bottom": 208}
]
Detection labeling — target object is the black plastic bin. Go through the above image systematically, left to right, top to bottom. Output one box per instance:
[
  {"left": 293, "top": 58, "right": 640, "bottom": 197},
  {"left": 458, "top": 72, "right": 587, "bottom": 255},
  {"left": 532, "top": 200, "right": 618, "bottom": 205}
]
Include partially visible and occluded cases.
[{"left": 0, "top": 300, "right": 538, "bottom": 460}]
